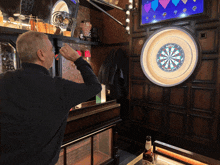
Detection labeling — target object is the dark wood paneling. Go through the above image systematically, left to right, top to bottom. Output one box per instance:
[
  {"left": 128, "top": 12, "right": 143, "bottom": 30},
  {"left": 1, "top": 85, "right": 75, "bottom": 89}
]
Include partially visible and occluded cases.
[
  {"left": 127, "top": 0, "right": 220, "bottom": 159},
  {"left": 132, "top": 12, "right": 146, "bottom": 34},
  {"left": 195, "top": 20, "right": 219, "bottom": 29},
  {"left": 171, "top": 21, "right": 191, "bottom": 27},
  {"left": 197, "top": 28, "right": 218, "bottom": 54},
  {"left": 132, "top": 37, "right": 145, "bottom": 56},
  {"left": 130, "top": 58, "right": 145, "bottom": 80},
  {"left": 194, "top": 58, "right": 218, "bottom": 84},
  {"left": 131, "top": 82, "right": 144, "bottom": 100},
  {"left": 144, "top": 84, "right": 149, "bottom": 100},
  {"left": 148, "top": 85, "right": 163, "bottom": 104},
  {"left": 169, "top": 87, "right": 187, "bottom": 108},
  {"left": 191, "top": 87, "right": 215, "bottom": 113},
  {"left": 131, "top": 105, "right": 145, "bottom": 122},
  {"left": 144, "top": 105, "right": 163, "bottom": 131},
  {"left": 65, "top": 107, "right": 120, "bottom": 136},
  {"left": 167, "top": 110, "right": 186, "bottom": 136},
  {"left": 188, "top": 114, "right": 213, "bottom": 142}
]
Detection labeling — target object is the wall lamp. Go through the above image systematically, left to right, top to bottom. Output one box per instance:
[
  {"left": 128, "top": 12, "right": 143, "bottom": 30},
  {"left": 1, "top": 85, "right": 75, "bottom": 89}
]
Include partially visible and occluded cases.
[{"left": 86, "top": 0, "right": 133, "bottom": 34}]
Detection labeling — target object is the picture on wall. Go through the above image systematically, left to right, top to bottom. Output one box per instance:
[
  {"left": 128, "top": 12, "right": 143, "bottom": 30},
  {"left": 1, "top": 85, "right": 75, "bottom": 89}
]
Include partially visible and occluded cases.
[{"left": 141, "top": 0, "right": 204, "bottom": 25}]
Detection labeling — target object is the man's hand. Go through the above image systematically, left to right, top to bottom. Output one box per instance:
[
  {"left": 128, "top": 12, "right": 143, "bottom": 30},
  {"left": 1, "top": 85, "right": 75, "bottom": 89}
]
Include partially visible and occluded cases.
[{"left": 59, "top": 43, "right": 80, "bottom": 62}]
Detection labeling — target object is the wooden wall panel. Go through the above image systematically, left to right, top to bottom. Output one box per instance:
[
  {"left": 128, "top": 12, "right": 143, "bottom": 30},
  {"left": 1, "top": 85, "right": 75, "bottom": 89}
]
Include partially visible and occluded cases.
[
  {"left": 132, "top": 12, "right": 145, "bottom": 34},
  {"left": 197, "top": 28, "right": 218, "bottom": 54},
  {"left": 132, "top": 37, "right": 145, "bottom": 56},
  {"left": 130, "top": 59, "right": 145, "bottom": 79},
  {"left": 194, "top": 59, "right": 218, "bottom": 83},
  {"left": 195, "top": 60, "right": 215, "bottom": 82},
  {"left": 131, "top": 82, "right": 144, "bottom": 100},
  {"left": 144, "top": 84, "right": 149, "bottom": 100},
  {"left": 148, "top": 85, "right": 163, "bottom": 104},
  {"left": 169, "top": 87, "right": 187, "bottom": 107},
  {"left": 191, "top": 87, "right": 215, "bottom": 112},
  {"left": 132, "top": 105, "right": 145, "bottom": 121},
  {"left": 145, "top": 107, "right": 163, "bottom": 130},
  {"left": 167, "top": 111, "right": 186, "bottom": 135},
  {"left": 188, "top": 114, "right": 213, "bottom": 141}
]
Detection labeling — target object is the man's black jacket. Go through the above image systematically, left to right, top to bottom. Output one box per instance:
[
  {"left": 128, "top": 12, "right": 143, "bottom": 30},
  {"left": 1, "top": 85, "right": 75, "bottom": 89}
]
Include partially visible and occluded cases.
[{"left": 0, "top": 57, "right": 102, "bottom": 165}]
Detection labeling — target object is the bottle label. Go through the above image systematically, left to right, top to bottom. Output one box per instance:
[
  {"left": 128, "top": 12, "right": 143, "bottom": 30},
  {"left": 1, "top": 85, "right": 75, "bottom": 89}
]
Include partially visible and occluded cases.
[
  {"left": 145, "top": 141, "right": 151, "bottom": 150},
  {"left": 142, "top": 159, "right": 153, "bottom": 165}
]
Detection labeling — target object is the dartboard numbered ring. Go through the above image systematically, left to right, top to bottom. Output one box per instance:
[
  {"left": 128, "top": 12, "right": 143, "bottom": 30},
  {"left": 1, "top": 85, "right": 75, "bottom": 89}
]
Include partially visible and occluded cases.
[{"left": 140, "top": 26, "right": 199, "bottom": 87}]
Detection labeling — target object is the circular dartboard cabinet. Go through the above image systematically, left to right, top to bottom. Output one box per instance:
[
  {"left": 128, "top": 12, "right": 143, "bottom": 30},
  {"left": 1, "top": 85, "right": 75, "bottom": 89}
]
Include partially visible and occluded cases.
[{"left": 140, "top": 26, "right": 200, "bottom": 87}]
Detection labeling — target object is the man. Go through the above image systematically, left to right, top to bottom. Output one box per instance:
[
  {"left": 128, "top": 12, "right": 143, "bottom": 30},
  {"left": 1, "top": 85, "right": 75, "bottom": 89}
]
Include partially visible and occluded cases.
[{"left": 0, "top": 31, "right": 102, "bottom": 164}]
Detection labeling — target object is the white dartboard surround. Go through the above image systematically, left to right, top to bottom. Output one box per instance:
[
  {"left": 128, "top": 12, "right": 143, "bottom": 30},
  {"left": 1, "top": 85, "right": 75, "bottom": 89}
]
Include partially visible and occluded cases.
[{"left": 140, "top": 26, "right": 199, "bottom": 87}]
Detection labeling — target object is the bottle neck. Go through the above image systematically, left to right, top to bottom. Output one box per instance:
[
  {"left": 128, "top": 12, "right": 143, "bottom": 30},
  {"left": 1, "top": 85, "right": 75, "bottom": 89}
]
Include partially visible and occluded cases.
[{"left": 145, "top": 140, "right": 151, "bottom": 151}]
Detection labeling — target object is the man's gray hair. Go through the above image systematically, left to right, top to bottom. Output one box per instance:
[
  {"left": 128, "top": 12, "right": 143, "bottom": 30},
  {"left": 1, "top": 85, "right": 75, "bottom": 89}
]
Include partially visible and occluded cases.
[{"left": 16, "top": 31, "right": 49, "bottom": 63}]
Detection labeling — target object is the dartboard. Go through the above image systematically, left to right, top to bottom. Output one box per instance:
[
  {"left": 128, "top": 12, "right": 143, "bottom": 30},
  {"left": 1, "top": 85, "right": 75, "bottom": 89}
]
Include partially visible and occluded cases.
[
  {"left": 140, "top": 27, "right": 199, "bottom": 87},
  {"left": 156, "top": 43, "right": 185, "bottom": 72}
]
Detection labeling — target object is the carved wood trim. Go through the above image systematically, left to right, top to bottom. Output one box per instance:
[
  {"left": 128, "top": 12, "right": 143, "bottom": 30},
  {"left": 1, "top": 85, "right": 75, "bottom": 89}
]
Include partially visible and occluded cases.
[
  {"left": 131, "top": 11, "right": 146, "bottom": 34},
  {"left": 195, "top": 20, "right": 219, "bottom": 28},
  {"left": 171, "top": 21, "right": 191, "bottom": 26}
]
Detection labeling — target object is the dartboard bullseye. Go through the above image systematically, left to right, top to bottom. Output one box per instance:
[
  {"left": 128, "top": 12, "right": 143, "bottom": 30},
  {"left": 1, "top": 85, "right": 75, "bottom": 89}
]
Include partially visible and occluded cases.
[{"left": 156, "top": 43, "right": 184, "bottom": 72}]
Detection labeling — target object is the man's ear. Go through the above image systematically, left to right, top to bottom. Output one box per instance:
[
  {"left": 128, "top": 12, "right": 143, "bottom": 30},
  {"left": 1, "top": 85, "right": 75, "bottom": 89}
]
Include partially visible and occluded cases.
[{"left": 36, "top": 49, "right": 45, "bottom": 62}]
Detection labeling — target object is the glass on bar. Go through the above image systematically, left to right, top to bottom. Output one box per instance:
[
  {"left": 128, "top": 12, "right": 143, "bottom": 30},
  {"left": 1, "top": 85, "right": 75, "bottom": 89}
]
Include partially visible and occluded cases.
[
  {"left": 0, "top": 10, "right": 3, "bottom": 26},
  {"left": 29, "top": 15, "right": 37, "bottom": 31},
  {"left": 5, "top": 17, "right": 19, "bottom": 29},
  {"left": 36, "top": 18, "right": 46, "bottom": 33},
  {"left": 45, "top": 23, "right": 51, "bottom": 34},
  {"left": 46, "top": 23, "right": 56, "bottom": 34},
  {"left": 49, "top": 24, "right": 56, "bottom": 34},
  {"left": 63, "top": 31, "right": 71, "bottom": 37}
]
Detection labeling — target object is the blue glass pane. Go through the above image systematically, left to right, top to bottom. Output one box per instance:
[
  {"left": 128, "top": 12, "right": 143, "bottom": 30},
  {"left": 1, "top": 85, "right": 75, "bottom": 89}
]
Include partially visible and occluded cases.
[{"left": 141, "top": 0, "right": 204, "bottom": 25}]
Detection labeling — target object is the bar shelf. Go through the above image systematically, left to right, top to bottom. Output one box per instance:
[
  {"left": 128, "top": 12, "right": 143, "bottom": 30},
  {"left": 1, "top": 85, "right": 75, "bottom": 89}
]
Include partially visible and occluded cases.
[{"left": 0, "top": 26, "right": 100, "bottom": 46}]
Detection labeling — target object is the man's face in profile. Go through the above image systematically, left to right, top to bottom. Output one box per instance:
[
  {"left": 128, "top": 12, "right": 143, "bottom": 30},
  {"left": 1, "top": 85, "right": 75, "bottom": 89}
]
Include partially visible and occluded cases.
[{"left": 42, "top": 38, "right": 55, "bottom": 69}]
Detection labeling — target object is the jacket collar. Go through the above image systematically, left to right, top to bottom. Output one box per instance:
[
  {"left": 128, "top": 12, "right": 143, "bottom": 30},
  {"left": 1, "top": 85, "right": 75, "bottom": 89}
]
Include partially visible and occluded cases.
[{"left": 21, "top": 62, "right": 50, "bottom": 75}]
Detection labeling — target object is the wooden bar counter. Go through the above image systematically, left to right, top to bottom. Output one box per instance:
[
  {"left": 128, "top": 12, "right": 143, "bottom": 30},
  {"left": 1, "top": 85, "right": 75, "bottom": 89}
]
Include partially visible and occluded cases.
[
  {"left": 56, "top": 100, "right": 121, "bottom": 165},
  {"left": 128, "top": 140, "right": 220, "bottom": 165}
]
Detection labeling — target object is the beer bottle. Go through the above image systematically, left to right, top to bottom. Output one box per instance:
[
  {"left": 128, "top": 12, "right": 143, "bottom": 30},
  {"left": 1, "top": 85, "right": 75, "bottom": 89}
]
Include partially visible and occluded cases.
[{"left": 142, "top": 136, "right": 154, "bottom": 165}]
